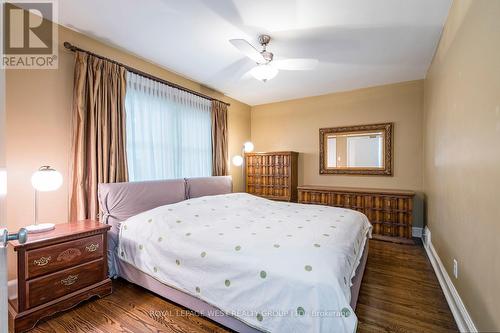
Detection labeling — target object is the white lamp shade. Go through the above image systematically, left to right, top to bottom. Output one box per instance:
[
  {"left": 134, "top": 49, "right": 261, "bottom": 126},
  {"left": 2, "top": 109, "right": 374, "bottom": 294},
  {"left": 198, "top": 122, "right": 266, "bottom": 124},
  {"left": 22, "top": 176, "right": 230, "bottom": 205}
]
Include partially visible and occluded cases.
[
  {"left": 249, "top": 64, "right": 278, "bottom": 82},
  {"left": 243, "top": 141, "right": 254, "bottom": 153},
  {"left": 232, "top": 155, "right": 244, "bottom": 167},
  {"left": 31, "top": 166, "right": 63, "bottom": 192}
]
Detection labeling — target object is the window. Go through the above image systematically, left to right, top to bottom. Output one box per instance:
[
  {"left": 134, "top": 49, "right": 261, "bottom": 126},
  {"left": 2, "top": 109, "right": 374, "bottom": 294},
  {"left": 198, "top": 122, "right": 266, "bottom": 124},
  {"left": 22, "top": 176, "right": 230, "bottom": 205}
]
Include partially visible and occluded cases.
[{"left": 125, "top": 72, "right": 212, "bottom": 181}]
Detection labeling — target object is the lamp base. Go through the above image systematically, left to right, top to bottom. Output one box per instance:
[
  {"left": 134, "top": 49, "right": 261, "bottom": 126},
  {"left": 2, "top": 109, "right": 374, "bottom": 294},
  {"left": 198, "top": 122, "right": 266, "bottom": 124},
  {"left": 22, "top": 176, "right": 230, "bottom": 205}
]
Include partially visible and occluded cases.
[{"left": 25, "top": 223, "right": 55, "bottom": 234}]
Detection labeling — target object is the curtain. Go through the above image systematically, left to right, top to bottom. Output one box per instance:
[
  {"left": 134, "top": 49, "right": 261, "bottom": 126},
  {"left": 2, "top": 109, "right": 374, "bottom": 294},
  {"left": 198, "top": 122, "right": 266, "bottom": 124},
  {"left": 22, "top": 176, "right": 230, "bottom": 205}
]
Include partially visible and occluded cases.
[
  {"left": 70, "top": 51, "right": 128, "bottom": 221},
  {"left": 125, "top": 72, "right": 212, "bottom": 181},
  {"left": 211, "top": 100, "right": 228, "bottom": 176}
]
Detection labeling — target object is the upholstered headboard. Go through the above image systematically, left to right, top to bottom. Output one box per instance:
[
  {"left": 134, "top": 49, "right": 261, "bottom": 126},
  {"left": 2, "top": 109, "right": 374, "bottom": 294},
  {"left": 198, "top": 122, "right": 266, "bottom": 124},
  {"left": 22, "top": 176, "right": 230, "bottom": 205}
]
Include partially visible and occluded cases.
[
  {"left": 97, "top": 176, "right": 232, "bottom": 277},
  {"left": 98, "top": 176, "right": 232, "bottom": 226},
  {"left": 186, "top": 176, "right": 233, "bottom": 198},
  {"left": 99, "top": 179, "right": 185, "bottom": 228}
]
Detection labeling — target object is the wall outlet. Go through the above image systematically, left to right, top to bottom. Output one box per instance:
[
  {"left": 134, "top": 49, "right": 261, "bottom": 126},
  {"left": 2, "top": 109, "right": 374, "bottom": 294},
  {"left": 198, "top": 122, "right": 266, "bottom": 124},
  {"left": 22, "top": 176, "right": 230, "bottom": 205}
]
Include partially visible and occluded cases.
[{"left": 453, "top": 259, "right": 458, "bottom": 279}]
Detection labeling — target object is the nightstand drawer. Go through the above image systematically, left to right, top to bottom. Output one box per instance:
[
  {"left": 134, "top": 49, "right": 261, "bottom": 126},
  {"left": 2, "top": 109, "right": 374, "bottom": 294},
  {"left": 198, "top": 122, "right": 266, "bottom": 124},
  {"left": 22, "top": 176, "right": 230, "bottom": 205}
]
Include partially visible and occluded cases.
[
  {"left": 26, "top": 234, "right": 103, "bottom": 279},
  {"left": 26, "top": 259, "right": 104, "bottom": 309}
]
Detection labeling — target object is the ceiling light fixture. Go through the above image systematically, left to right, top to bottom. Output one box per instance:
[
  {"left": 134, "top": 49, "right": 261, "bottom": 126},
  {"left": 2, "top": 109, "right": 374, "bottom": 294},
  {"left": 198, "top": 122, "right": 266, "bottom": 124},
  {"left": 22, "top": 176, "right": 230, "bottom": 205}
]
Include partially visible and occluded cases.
[
  {"left": 230, "top": 34, "right": 318, "bottom": 83},
  {"left": 249, "top": 64, "right": 278, "bottom": 82}
]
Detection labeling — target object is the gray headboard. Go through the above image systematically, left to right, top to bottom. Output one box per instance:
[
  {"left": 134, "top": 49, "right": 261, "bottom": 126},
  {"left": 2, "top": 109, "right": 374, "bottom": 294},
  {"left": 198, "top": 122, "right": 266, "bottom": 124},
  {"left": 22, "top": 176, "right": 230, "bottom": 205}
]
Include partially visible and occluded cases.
[
  {"left": 98, "top": 175, "right": 232, "bottom": 277},
  {"left": 99, "top": 175, "right": 232, "bottom": 227},
  {"left": 186, "top": 176, "right": 233, "bottom": 199}
]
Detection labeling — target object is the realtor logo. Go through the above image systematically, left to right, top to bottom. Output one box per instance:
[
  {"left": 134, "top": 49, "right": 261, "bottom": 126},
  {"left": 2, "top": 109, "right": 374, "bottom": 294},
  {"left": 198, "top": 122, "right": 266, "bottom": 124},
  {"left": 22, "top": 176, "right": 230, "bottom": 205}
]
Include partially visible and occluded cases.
[{"left": 2, "top": 0, "right": 58, "bottom": 69}]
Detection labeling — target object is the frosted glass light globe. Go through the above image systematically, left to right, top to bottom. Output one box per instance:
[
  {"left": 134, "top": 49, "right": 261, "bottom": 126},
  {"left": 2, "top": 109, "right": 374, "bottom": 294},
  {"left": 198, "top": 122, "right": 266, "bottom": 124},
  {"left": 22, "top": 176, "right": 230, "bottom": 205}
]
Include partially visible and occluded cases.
[
  {"left": 250, "top": 64, "right": 278, "bottom": 82},
  {"left": 243, "top": 141, "right": 254, "bottom": 153},
  {"left": 232, "top": 155, "right": 244, "bottom": 166},
  {"left": 31, "top": 166, "right": 63, "bottom": 192}
]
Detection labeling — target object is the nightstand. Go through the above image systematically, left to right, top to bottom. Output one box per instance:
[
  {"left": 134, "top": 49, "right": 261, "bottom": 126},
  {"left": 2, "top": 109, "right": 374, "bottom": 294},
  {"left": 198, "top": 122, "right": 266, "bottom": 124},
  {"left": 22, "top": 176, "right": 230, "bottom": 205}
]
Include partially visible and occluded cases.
[{"left": 8, "top": 220, "right": 112, "bottom": 333}]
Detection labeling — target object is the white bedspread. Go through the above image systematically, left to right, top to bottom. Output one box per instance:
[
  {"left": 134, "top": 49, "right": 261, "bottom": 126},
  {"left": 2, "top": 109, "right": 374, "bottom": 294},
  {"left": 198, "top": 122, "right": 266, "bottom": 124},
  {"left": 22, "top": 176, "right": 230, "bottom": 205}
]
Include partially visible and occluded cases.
[{"left": 118, "top": 193, "right": 371, "bottom": 333}]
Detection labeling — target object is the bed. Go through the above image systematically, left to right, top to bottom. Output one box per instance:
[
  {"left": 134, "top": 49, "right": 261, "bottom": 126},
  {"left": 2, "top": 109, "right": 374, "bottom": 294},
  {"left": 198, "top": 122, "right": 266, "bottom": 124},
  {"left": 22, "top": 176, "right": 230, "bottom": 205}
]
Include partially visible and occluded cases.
[{"left": 98, "top": 176, "right": 371, "bottom": 333}]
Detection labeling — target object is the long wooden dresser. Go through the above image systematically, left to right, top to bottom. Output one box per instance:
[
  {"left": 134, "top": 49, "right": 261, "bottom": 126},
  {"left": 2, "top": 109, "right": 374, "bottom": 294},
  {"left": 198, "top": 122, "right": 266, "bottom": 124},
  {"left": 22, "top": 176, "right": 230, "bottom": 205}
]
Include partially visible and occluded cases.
[
  {"left": 246, "top": 151, "right": 298, "bottom": 202},
  {"left": 298, "top": 185, "right": 415, "bottom": 243}
]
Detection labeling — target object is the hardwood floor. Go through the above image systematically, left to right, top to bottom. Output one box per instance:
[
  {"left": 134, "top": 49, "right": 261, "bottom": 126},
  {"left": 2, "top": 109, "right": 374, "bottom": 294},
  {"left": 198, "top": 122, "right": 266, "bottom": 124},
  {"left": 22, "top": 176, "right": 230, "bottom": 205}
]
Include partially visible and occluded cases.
[
  {"left": 23, "top": 239, "right": 457, "bottom": 333},
  {"left": 356, "top": 240, "right": 457, "bottom": 333},
  {"left": 27, "top": 280, "right": 227, "bottom": 333}
]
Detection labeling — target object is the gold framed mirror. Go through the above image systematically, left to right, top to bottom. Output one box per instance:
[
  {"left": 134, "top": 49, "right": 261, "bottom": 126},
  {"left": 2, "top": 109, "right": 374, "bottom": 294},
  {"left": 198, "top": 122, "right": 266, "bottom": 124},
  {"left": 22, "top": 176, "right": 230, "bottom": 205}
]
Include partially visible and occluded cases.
[{"left": 319, "top": 123, "right": 393, "bottom": 175}]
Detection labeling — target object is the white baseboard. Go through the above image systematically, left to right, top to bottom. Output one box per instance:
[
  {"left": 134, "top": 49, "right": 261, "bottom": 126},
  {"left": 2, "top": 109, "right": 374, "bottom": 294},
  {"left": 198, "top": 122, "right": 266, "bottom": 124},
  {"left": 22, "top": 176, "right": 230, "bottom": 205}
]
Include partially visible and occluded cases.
[
  {"left": 412, "top": 227, "right": 423, "bottom": 238},
  {"left": 423, "top": 227, "right": 477, "bottom": 332}
]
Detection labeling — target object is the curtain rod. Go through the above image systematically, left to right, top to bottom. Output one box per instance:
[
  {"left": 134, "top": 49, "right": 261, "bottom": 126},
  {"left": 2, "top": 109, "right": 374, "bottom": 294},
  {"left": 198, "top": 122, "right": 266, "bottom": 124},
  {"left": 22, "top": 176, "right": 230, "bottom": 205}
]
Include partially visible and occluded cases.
[{"left": 63, "top": 42, "right": 230, "bottom": 107}]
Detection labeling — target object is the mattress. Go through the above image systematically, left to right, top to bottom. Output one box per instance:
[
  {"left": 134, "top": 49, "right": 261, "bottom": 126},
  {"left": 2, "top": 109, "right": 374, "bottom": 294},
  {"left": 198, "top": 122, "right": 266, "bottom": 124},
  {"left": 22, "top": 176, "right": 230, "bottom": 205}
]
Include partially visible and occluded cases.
[{"left": 117, "top": 193, "right": 372, "bottom": 332}]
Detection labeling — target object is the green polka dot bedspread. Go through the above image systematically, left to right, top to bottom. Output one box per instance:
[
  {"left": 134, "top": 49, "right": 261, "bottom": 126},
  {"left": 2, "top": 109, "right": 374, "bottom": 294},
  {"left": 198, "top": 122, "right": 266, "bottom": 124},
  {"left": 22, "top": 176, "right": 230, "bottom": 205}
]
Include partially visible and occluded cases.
[{"left": 118, "top": 193, "right": 372, "bottom": 333}]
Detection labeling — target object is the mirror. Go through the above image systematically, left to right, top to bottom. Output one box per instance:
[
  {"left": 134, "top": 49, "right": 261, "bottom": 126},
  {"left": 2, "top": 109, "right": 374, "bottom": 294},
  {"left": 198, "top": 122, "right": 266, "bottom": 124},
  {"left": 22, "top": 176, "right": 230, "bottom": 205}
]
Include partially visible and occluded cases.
[{"left": 319, "top": 123, "right": 393, "bottom": 175}]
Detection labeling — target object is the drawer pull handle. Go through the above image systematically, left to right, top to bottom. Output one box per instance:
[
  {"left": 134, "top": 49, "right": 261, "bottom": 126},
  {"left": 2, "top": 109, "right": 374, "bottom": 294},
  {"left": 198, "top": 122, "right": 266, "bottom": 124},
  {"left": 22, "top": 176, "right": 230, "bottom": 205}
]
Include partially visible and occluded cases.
[
  {"left": 85, "top": 243, "right": 99, "bottom": 252},
  {"left": 33, "top": 256, "right": 51, "bottom": 266},
  {"left": 61, "top": 274, "right": 79, "bottom": 286}
]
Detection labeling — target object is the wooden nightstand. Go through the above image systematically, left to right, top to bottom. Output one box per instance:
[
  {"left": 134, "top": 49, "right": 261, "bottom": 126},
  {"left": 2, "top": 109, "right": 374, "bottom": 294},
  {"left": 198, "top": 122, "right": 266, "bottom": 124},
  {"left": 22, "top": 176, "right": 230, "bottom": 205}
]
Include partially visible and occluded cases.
[{"left": 8, "top": 220, "right": 112, "bottom": 333}]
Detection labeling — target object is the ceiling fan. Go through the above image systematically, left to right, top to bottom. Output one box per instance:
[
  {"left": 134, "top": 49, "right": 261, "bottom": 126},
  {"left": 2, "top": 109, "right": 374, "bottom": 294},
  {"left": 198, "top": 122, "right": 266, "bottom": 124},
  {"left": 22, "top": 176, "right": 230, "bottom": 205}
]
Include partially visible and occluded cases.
[{"left": 229, "top": 34, "right": 318, "bottom": 82}]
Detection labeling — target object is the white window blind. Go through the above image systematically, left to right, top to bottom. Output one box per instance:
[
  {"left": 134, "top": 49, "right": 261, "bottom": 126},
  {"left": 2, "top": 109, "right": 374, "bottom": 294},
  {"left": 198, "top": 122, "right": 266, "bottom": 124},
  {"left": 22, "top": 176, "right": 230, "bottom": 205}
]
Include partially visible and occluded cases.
[{"left": 125, "top": 72, "right": 212, "bottom": 181}]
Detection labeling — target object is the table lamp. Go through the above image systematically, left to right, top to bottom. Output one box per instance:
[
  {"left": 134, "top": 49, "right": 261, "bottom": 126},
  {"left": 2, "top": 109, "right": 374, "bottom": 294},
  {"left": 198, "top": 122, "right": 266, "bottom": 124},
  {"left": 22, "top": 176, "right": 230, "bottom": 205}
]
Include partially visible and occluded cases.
[{"left": 25, "top": 166, "right": 63, "bottom": 233}]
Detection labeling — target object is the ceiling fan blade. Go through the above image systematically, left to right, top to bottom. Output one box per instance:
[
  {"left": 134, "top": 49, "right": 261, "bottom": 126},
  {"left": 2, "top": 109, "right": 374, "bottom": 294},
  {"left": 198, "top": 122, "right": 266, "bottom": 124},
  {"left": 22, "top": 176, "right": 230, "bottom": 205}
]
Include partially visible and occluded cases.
[
  {"left": 229, "top": 39, "right": 266, "bottom": 64},
  {"left": 273, "top": 58, "right": 319, "bottom": 70},
  {"left": 241, "top": 67, "right": 254, "bottom": 80}
]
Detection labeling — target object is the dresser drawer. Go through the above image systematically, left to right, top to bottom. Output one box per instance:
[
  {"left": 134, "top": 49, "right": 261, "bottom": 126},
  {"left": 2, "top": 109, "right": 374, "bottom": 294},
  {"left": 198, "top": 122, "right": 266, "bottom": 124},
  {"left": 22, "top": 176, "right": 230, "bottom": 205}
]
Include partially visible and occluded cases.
[
  {"left": 26, "top": 234, "right": 103, "bottom": 279},
  {"left": 26, "top": 259, "right": 104, "bottom": 309}
]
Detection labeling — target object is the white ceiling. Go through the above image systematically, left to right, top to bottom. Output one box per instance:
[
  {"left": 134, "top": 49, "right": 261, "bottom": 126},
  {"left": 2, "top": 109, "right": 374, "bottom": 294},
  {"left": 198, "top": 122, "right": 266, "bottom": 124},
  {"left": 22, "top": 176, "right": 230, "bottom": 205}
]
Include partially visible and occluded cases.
[{"left": 58, "top": 0, "right": 452, "bottom": 106}]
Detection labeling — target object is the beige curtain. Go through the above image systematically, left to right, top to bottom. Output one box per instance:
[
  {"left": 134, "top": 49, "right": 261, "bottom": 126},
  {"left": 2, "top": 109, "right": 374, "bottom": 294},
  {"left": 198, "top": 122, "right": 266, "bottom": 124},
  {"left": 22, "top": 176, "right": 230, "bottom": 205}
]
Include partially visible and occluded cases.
[
  {"left": 70, "top": 51, "right": 128, "bottom": 221},
  {"left": 211, "top": 100, "right": 228, "bottom": 176}
]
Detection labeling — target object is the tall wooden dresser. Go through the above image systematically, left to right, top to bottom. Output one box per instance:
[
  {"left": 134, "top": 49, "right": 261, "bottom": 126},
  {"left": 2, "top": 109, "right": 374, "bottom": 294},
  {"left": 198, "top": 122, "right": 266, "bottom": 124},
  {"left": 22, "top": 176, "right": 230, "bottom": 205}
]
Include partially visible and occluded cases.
[
  {"left": 246, "top": 151, "right": 298, "bottom": 202},
  {"left": 298, "top": 185, "right": 415, "bottom": 243}
]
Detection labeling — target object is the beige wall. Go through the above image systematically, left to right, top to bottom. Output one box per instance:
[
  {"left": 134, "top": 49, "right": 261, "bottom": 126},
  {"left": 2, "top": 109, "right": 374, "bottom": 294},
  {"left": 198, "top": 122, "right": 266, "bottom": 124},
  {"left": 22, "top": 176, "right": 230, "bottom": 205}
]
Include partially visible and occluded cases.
[
  {"left": 423, "top": 0, "right": 500, "bottom": 330},
  {"left": 5, "top": 25, "right": 250, "bottom": 278},
  {"left": 251, "top": 80, "right": 424, "bottom": 222}
]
